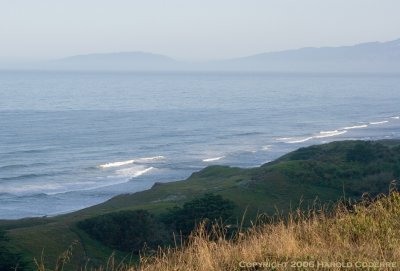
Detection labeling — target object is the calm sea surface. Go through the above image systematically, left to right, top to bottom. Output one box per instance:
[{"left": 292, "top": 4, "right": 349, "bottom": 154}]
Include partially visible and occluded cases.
[{"left": 0, "top": 71, "right": 399, "bottom": 219}]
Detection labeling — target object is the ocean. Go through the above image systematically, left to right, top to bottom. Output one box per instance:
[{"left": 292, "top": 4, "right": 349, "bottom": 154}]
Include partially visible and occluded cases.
[{"left": 0, "top": 71, "right": 399, "bottom": 219}]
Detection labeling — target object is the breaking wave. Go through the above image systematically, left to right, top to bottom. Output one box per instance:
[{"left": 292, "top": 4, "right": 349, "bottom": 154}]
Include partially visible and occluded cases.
[
  {"left": 370, "top": 121, "right": 389, "bottom": 125},
  {"left": 343, "top": 124, "right": 368, "bottom": 130},
  {"left": 277, "top": 130, "right": 347, "bottom": 144},
  {"left": 314, "top": 130, "right": 347, "bottom": 138},
  {"left": 284, "top": 137, "right": 314, "bottom": 144},
  {"left": 138, "top": 156, "right": 165, "bottom": 161},
  {"left": 203, "top": 156, "right": 225, "bottom": 162},
  {"left": 99, "top": 160, "right": 135, "bottom": 168},
  {"left": 116, "top": 166, "right": 154, "bottom": 177}
]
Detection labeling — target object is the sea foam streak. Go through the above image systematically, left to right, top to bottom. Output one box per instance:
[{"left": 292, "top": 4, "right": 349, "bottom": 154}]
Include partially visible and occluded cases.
[
  {"left": 391, "top": 116, "right": 400, "bottom": 120},
  {"left": 370, "top": 121, "right": 389, "bottom": 125},
  {"left": 343, "top": 124, "right": 368, "bottom": 130},
  {"left": 278, "top": 129, "right": 347, "bottom": 144},
  {"left": 314, "top": 130, "right": 347, "bottom": 138},
  {"left": 319, "top": 130, "right": 339, "bottom": 134},
  {"left": 276, "top": 136, "right": 313, "bottom": 143},
  {"left": 277, "top": 137, "right": 292, "bottom": 141},
  {"left": 285, "top": 137, "right": 314, "bottom": 144},
  {"left": 262, "top": 145, "right": 272, "bottom": 151},
  {"left": 138, "top": 156, "right": 165, "bottom": 161},
  {"left": 203, "top": 156, "right": 225, "bottom": 162},
  {"left": 99, "top": 160, "right": 135, "bottom": 168},
  {"left": 116, "top": 166, "right": 154, "bottom": 177},
  {"left": 0, "top": 183, "right": 64, "bottom": 194}
]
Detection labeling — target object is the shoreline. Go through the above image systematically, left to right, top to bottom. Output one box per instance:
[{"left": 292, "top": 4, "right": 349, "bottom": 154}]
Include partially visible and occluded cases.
[
  {"left": 1, "top": 111, "right": 400, "bottom": 219},
  {"left": 1, "top": 138, "right": 399, "bottom": 223}
]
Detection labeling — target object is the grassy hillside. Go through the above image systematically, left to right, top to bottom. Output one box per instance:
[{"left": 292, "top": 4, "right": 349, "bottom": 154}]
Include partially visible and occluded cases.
[
  {"left": 1, "top": 140, "right": 400, "bottom": 270},
  {"left": 81, "top": 189, "right": 400, "bottom": 271}
]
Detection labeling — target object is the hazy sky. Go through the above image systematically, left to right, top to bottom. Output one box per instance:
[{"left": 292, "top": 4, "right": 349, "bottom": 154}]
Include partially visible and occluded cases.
[{"left": 1, "top": 0, "right": 400, "bottom": 62}]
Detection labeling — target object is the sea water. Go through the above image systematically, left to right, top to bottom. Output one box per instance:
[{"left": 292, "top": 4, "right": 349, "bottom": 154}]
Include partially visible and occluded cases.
[{"left": 0, "top": 71, "right": 399, "bottom": 219}]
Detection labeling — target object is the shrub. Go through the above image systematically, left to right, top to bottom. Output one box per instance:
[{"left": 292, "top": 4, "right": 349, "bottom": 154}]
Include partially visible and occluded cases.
[
  {"left": 163, "top": 193, "right": 236, "bottom": 236},
  {"left": 78, "top": 210, "right": 169, "bottom": 253},
  {"left": 0, "top": 229, "right": 30, "bottom": 270}
]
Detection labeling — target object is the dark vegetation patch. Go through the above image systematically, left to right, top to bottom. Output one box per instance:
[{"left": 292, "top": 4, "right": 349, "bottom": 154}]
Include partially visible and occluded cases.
[
  {"left": 260, "top": 141, "right": 400, "bottom": 197},
  {"left": 78, "top": 194, "right": 236, "bottom": 252},
  {"left": 0, "top": 228, "right": 30, "bottom": 270}
]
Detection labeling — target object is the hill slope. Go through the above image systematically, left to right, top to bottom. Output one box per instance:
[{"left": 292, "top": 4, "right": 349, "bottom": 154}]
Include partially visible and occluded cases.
[{"left": 103, "top": 191, "right": 400, "bottom": 271}]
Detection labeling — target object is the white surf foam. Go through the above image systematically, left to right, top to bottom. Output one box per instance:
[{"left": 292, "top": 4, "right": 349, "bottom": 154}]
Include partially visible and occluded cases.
[
  {"left": 391, "top": 116, "right": 400, "bottom": 120},
  {"left": 369, "top": 121, "right": 389, "bottom": 125},
  {"left": 343, "top": 124, "right": 368, "bottom": 130},
  {"left": 277, "top": 129, "right": 348, "bottom": 144},
  {"left": 314, "top": 130, "right": 347, "bottom": 138},
  {"left": 319, "top": 130, "right": 339, "bottom": 134},
  {"left": 276, "top": 137, "right": 292, "bottom": 141},
  {"left": 285, "top": 137, "right": 314, "bottom": 144},
  {"left": 262, "top": 145, "right": 272, "bottom": 151},
  {"left": 138, "top": 156, "right": 165, "bottom": 161},
  {"left": 203, "top": 156, "right": 225, "bottom": 162},
  {"left": 99, "top": 160, "right": 135, "bottom": 168},
  {"left": 116, "top": 166, "right": 154, "bottom": 177},
  {"left": 0, "top": 183, "right": 63, "bottom": 194}
]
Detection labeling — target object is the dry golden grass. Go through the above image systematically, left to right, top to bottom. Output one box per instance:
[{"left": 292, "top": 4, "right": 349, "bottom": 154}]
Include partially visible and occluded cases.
[{"left": 39, "top": 186, "right": 400, "bottom": 271}]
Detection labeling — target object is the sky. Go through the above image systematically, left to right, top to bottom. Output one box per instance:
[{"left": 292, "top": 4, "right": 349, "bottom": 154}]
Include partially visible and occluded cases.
[{"left": 0, "top": 0, "right": 400, "bottom": 62}]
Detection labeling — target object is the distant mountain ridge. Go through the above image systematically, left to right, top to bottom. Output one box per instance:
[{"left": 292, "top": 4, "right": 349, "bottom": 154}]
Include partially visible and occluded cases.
[
  {"left": 6, "top": 38, "right": 400, "bottom": 72},
  {"left": 212, "top": 38, "right": 400, "bottom": 72},
  {"left": 44, "top": 51, "right": 184, "bottom": 71}
]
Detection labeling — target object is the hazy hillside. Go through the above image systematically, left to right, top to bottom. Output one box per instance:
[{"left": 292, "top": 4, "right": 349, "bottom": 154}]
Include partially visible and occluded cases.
[
  {"left": 5, "top": 38, "right": 400, "bottom": 72},
  {"left": 211, "top": 38, "right": 400, "bottom": 72},
  {"left": 40, "top": 52, "right": 185, "bottom": 71}
]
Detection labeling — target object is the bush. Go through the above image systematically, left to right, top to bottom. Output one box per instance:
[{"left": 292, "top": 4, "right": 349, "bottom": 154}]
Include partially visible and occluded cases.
[
  {"left": 346, "top": 142, "right": 377, "bottom": 163},
  {"left": 163, "top": 193, "right": 236, "bottom": 236},
  {"left": 78, "top": 194, "right": 236, "bottom": 253},
  {"left": 78, "top": 210, "right": 169, "bottom": 253},
  {"left": 0, "top": 229, "right": 30, "bottom": 270}
]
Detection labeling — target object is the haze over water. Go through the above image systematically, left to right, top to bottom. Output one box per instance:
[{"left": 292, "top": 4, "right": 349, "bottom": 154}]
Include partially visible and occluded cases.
[{"left": 0, "top": 71, "right": 399, "bottom": 219}]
